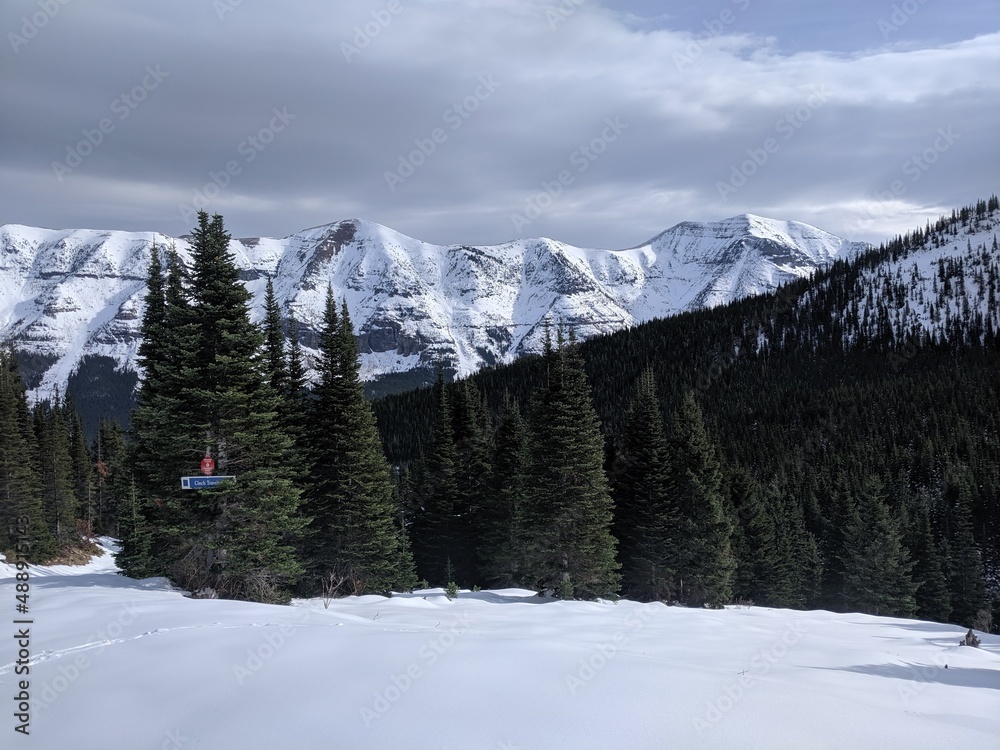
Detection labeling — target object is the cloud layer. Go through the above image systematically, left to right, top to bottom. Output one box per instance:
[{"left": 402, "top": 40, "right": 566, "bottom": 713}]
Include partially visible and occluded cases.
[{"left": 2, "top": 0, "right": 997, "bottom": 247}]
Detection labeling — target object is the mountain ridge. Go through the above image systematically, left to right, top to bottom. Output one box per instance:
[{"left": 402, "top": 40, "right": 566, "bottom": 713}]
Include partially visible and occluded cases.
[{"left": 0, "top": 213, "right": 870, "bottom": 401}]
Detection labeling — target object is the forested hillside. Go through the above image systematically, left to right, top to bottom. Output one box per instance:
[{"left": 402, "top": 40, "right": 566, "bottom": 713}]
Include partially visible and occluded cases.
[{"left": 374, "top": 199, "right": 1000, "bottom": 628}]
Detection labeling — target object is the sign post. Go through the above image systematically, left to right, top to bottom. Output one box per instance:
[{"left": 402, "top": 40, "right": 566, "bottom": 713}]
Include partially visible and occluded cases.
[{"left": 181, "top": 475, "right": 235, "bottom": 490}]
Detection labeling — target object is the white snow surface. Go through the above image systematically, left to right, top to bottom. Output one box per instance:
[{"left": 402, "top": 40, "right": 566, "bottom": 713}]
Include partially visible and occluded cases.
[
  {"left": 0, "top": 215, "right": 868, "bottom": 398},
  {"left": 2, "top": 540, "right": 997, "bottom": 749}
]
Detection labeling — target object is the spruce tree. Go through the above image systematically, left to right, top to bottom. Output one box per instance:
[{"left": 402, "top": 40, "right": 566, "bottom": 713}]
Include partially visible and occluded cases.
[
  {"left": 132, "top": 212, "right": 305, "bottom": 602},
  {"left": 261, "top": 276, "right": 287, "bottom": 396},
  {"left": 302, "top": 292, "right": 415, "bottom": 595},
  {"left": 522, "top": 331, "right": 620, "bottom": 599},
  {"left": 0, "top": 350, "right": 55, "bottom": 560},
  {"left": 613, "top": 367, "right": 677, "bottom": 601},
  {"left": 410, "top": 370, "right": 461, "bottom": 585},
  {"left": 449, "top": 380, "right": 492, "bottom": 582},
  {"left": 479, "top": 391, "right": 530, "bottom": 587},
  {"left": 666, "top": 391, "right": 734, "bottom": 607},
  {"left": 34, "top": 395, "right": 78, "bottom": 549},
  {"left": 66, "top": 399, "right": 93, "bottom": 533},
  {"left": 92, "top": 419, "right": 128, "bottom": 536},
  {"left": 730, "top": 467, "right": 778, "bottom": 604},
  {"left": 843, "top": 477, "right": 918, "bottom": 617},
  {"left": 115, "top": 478, "right": 155, "bottom": 579},
  {"left": 947, "top": 479, "right": 986, "bottom": 626},
  {"left": 905, "top": 490, "right": 952, "bottom": 623}
]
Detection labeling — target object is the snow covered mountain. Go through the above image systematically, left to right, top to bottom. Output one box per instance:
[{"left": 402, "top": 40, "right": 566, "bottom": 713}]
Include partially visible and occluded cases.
[{"left": 0, "top": 215, "right": 868, "bottom": 400}]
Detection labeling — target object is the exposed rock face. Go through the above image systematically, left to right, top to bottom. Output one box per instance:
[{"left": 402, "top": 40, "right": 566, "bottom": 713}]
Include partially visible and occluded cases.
[{"left": 0, "top": 214, "right": 868, "bottom": 398}]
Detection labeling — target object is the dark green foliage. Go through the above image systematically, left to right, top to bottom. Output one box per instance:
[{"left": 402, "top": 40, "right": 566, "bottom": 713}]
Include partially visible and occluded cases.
[
  {"left": 130, "top": 213, "right": 304, "bottom": 602},
  {"left": 261, "top": 276, "right": 287, "bottom": 397},
  {"left": 300, "top": 292, "right": 415, "bottom": 595},
  {"left": 520, "top": 333, "right": 620, "bottom": 600},
  {"left": 0, "top": 350, "right": 55, "bottom": 560},
  {"left": 612, "top": 368, "right": 677, "bottom": 601},
  {"left": 410, "top": 371, "right": 462, "bottom": 585},
  {"left": 448, "top": 380, "right": 492, "bottom": 582},
  {"left": 665, "top": 391, "right": 735, "bottom": 607},
  {"left": 478, "top": 392, "right": 530, "bottom": 587},
  {"left": 34, "top": 396, "right": 78, "bottom": 548},
  {"left": 67, "top": 400, "right": 93, "bottom": 531},
  {"left": 92, "top": 419, "right": 128, "bottom": 536},
  {"left": 730, "top": 468, "right": 778, "bottom": 604},
  {"left": 947, "top": 475, "right": 987, "bottom": 627},
  {"left": 843, "top": 477, "right": 918, "bottom": 617},
  {"left": 115, "top": 479, "right": 155, "bottom": 579},
  {"left": 905, "top": 490, "right": 952, "bottom": 623}
]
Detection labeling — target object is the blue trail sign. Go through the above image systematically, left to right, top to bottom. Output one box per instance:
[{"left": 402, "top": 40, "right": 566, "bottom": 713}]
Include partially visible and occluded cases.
[{"left": 180, "top": 475, "right": 236, "bottom": 490}]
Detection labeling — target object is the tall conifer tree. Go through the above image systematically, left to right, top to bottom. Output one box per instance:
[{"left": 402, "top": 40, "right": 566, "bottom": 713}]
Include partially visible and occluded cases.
[
  {"left": 522, "top": 331, "right": 620, "bottom": 599},
  {"left": 665, "top": 391, "right": 734, "bottom": 607}
]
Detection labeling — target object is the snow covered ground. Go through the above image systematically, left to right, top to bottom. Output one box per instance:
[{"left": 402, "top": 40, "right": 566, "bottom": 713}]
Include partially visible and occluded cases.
[{"left": 2, "top": 540, "right": 997, "bottom": 749}]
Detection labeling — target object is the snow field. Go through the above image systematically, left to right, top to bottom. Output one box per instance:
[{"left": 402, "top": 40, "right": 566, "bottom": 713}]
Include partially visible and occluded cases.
[{"left": 1, "top": 541, "right": 997, "bottom": 749}]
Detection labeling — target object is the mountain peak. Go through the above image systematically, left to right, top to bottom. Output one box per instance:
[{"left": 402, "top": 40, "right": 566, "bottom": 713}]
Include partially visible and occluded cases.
[{"left": 1, "top": 213, "right": 868, "bottom": 400}]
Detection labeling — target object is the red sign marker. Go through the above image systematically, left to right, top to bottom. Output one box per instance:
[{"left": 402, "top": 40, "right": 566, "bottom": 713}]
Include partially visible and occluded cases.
[{"left": 200, "top": 457, "right": 215, "bottom": 476}]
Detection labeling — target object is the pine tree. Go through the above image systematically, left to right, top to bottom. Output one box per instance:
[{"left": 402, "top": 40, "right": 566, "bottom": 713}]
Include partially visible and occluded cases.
[
  {"left": 131, "top": 212, "right": 305, "bottom": 602},
  {"left": 261, "top": 276, "right": 287, "bottom": 396},
  {"left": 301, "top": 292, "right": 415, "bottom": 595},
  {"left": 283, "top": 309, "right": 309, "bottom": 447},
  {"left": 522, "top": 331, "right": 620, "bottom": 599},
  {"left": 0, "top": 350, "right": 55, "bottom": 560},
  {"left": 613, "top": 367, "right": 677, "bottom": 601},
  {"left": 410, "top": 370, "right": 461, "bottom": 585},
  {"left": 449, "top": 380, "right": 492, "bottom": 583},
  {"left": 479, "top": 391, "right": 530, "bottom": 587},
  {"left": 666, "top": 391, "right": 734, "bottom": 607},
  {"left": 35, "top": 395, "right": 78, "bottom": 549},
  {"left": 66, "top": 398, "right": 93, "bottom": 534},
  {"left": 92, "top": 419, "right": 128, "bottom": 536},
  {"left": 730, "top": 467, "right": 778, "bottom": 604},
  {"left": 843, "top": 477, "right": 918, "bottom": 617},
  {"left": 947, "top": 477, "right": 986, "bottom": 626},
  {"left": 115, "top": 478, "right": 155, "bottom": 579},
  {"left": 905, "top": 490, "right": 952, "bottom": 622}
]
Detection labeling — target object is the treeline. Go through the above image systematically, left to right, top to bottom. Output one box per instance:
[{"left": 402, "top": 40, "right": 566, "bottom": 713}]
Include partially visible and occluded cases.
[
  {"left": 375, "top": 199, "right": 1000, "bottom": 629},
  {"left": 0, "top": 351, "right": 128, "bottom": 562}
]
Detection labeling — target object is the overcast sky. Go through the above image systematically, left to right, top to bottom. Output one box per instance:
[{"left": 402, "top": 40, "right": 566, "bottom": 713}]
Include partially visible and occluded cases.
[{"left": 2, "top": 0, "right": 997, "bottom": 248}]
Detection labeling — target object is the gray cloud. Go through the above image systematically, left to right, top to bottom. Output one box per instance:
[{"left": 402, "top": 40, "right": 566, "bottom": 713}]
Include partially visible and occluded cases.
[{"left": 1, "top": 0, "right": 997, "bottom": 249}]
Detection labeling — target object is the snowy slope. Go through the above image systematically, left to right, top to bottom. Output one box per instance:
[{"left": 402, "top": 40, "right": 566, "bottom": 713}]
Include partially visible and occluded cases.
[
  {"left": 797, "top": 212, "right": 1000, "bottom": 349},
  {"left": 0, "top": 215, "right": 868, "bottom": 399},
  {"left": 1, "top": 542, "right": 997, "bottom": 750}
]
